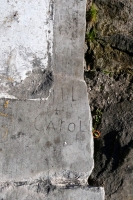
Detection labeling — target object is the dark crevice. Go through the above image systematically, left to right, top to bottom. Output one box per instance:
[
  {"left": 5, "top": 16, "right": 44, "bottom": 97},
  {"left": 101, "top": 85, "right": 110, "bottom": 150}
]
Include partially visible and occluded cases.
[
  {"left": 85, "top": 44, "right": 95, "bottom": 71},
  {"left": 110, "top": 45, "right": 133, "bottom": 56}
]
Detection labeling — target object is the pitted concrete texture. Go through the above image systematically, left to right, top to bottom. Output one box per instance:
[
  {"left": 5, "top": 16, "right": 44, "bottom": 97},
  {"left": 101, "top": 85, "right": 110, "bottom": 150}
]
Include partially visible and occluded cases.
[{"left": 0, "top": 0, "right": 104, "bottom": 199}]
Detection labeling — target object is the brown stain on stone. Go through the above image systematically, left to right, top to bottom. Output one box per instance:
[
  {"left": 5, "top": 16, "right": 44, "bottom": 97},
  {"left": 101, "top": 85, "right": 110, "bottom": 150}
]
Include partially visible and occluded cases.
[
  {"left": 7, "top": 77, "right": 14, "bottom": 82},
  {"left": 3, "top": 100, "right": 9, "bottom": 108},
  {"left": 0, "top": 111, "right": 13, "bottom": 120},
  {"left": 0, "top": 112, "right": 9, "bottom": 117},
  {"left": 54, "top": 137, "right": 60, "bottom": 144},
  {"left": 45, "top": 141, "right": 52, "bottom": 148}
]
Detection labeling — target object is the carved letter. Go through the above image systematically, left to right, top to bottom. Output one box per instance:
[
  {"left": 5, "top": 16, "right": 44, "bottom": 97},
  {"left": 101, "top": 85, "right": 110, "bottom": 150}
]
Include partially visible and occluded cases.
[
  {"left": 72, "top": 87, "right": 76, "bottom": 101},
  {"left": 61, "top": 88, "right": 63, "bottom": 100},
  {"left": 60, "top": 119, "right": 65, "bottom": 132},
  {"left": 80, "top": 120, "right": 85, "bottom": 132},
  {"left": 46, "top": 121, "right": 55, "bottom": 131},
  {"left": 68, "top": 123, "right": 75, "bottom": 132}
]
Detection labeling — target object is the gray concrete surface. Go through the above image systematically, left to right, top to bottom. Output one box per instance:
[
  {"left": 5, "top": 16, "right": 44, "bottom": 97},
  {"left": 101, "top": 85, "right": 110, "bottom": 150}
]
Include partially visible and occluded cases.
[
  {"left": 0, "top": 0, "right": 104, "bottom": 199},
  {"left": 0, "top": 78, "right": 92, "bottom": 182},
  {"left": 1, "top": 186, "right": 104, "bottom": 199}
]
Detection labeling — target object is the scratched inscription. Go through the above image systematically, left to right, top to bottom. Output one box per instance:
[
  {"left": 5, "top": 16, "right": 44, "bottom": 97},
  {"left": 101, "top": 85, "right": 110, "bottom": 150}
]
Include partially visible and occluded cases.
[
  {"left": 0, "top": 79, "right": 92, "bottom": 181},
  {"left": 0, "top": 85, "right": 87, "bottom": 144}
]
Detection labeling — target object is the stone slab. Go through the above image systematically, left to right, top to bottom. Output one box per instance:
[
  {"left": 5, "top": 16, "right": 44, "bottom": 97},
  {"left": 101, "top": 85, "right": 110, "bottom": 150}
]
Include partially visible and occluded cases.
[
  {"left": 0, "top": 0, "right": 104, "bottom": 199},
  {"left": 53, "top": 0, "right": 86, "bottom": 78},
  {"left": 0, "top": 78, "right": 93, "bottom": 182}
]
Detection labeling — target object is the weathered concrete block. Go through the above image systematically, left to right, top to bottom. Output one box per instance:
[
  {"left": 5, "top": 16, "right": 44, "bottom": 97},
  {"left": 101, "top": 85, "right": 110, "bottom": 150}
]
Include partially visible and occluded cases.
[
  {"left": 0, "top": 0, "right": 104, "bottom": 199},
  {"left": 0, "top": 78, "right": 92, "bottom": 182}
]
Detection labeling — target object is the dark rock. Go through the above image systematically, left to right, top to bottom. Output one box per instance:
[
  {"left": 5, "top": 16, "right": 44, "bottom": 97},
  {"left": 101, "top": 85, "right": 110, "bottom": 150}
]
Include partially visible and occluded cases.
[
  {"left": 85, "top": 12, "right": 133, "bottom": 200},
  {"left": 98, "top": 34, "right": 133, "bottom": 54},
  {"left": 85, "top": 70, "right": 133, "bottom": 200}
]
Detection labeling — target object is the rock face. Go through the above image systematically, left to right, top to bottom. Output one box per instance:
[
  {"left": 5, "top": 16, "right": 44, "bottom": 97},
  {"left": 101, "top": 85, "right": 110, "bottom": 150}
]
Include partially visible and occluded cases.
[
  {"left": 0, "top": 0, "right": 104, "bottom": 199},
  {"left": 85, "top": 0, "right": 133, "bottom": 199},
  {"left": 86, "top": 0, "right": 133, "bottom": 73},
  {"left": 85, "top": 72, "right": 133, "bottom": 200}
]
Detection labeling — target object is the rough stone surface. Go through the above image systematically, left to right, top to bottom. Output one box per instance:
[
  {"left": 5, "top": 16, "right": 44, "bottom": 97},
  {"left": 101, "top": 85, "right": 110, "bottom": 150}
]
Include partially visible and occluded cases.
[
  {"left": 0, "top": 0, "right": 104, "bottom": 199},
  {"left": 0, "top": 0, "right": 53, "bottom": 99},
  {"left": 85, "top": 0, "right": 133, "bottom": 199},
  {"left": 85, "top": 0, "right": 133, "bottom": 73},
  {"left": 85, "top": 71, "right": 133, "bottom": 200},
  {"left": 0, "top": 186, "right": 104, "bottom": 200}
]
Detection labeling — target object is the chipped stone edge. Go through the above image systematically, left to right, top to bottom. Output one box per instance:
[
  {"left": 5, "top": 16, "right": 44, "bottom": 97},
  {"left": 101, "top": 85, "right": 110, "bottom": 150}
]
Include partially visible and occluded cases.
[{"left": 0, "top": 171, "right": 105, "bottom": 198}]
